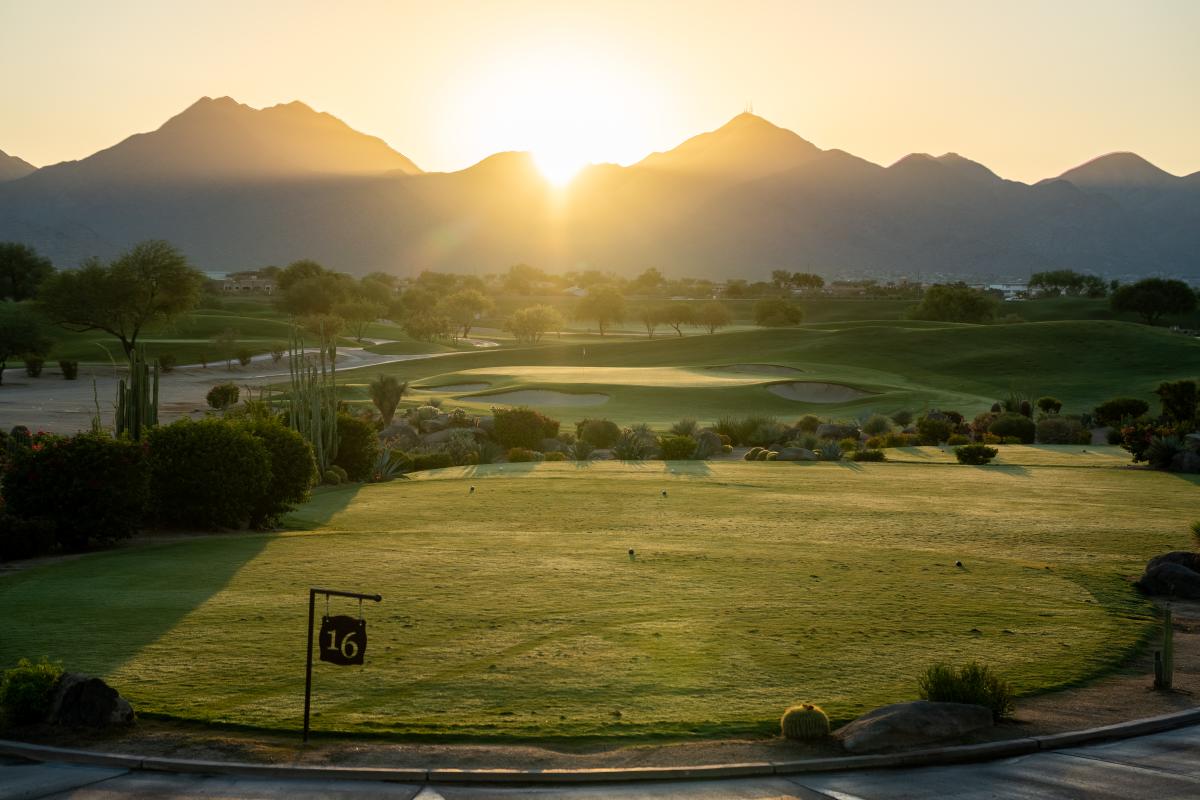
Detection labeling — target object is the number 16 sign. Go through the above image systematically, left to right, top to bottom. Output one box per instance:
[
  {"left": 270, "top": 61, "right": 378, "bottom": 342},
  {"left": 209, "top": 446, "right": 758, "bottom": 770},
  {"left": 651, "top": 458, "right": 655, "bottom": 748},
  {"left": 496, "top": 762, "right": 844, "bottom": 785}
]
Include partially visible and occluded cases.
[{"left": 319, "top": 614, "right": 366, "bottom": 665}]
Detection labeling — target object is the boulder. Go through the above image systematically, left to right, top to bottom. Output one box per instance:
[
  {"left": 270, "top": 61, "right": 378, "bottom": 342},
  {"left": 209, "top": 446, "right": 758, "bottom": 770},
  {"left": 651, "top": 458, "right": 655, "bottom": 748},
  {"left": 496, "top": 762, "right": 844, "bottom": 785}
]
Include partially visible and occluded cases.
[
  {"left": 420, "top": 418, "right": 448, "bottom": 434},
  {"left": 380, "top": 422, "right": 420, "bottom": 449},
  {"left": 816, "top": 423, "right": 858, "bottom": 441},
  {"left": 422, "top": 428, "right": 455, "bottom": 445},
  {"left": 776, "top": 447, "right": 818, "bottom": 461},
  {"left": 1170, "top": 450, "right": 1200, "bottom": 474},
  {"left": 1146, "top": 551, "right": 1200, "bottom": 573},
  {"left": 1136, "top": 561, "right": 1200, "bottom": 599},
  {"left": 48, "top": 673, "right": 135, "bottom": 728},
  {"left": 833, "top": 701, "right": 992, "bottom": 754}
]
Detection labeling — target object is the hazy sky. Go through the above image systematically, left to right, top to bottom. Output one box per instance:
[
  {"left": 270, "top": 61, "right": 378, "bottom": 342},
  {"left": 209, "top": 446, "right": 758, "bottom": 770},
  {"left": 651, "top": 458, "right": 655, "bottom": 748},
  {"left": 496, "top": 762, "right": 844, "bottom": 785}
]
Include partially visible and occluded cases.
[{"left": 3, "top": 0, "right": 1198, "bottom": 182}]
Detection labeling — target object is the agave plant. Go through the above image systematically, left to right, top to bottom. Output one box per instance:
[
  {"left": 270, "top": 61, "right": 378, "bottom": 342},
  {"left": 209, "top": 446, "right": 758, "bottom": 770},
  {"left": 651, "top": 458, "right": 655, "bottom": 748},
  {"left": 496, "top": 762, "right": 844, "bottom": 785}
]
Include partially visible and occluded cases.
[
  {"left": 566, "top": 439, "right": 596, "bottom": 461},
  {"left": 817, "top": 441, "right": 843, "bottom": 461},
  {"left": 371, "top": 448, "right": 403, "bottom": 482}
]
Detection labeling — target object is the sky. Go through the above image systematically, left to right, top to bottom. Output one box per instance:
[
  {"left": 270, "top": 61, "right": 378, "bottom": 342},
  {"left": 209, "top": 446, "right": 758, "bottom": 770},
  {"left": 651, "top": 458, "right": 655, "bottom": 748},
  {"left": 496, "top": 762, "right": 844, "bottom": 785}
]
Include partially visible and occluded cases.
[{"left": 2, "top": 0, "right": 1198, "bottom": 182}]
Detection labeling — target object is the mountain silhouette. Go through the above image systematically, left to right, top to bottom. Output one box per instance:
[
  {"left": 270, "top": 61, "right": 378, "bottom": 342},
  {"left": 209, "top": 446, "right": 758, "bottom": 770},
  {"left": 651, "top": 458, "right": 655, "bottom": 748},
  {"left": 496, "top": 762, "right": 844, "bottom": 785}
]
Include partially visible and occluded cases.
[
  {"left": 0, "top": 98, "right": 1196, "bottom": 279},
  {"left": 0, "top": 150, "right": 36, "bottom": 182}
]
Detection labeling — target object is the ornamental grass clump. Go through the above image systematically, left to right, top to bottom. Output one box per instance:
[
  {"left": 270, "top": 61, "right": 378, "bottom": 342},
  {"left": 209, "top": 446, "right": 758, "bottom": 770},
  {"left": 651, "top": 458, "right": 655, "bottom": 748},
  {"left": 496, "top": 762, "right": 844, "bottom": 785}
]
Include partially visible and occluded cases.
[
  {"left": 918, "top": 662, "right": 1014, "bottom": 721},
  {"left": 780, "top": 703, "right": 830, "bottom": 740}
]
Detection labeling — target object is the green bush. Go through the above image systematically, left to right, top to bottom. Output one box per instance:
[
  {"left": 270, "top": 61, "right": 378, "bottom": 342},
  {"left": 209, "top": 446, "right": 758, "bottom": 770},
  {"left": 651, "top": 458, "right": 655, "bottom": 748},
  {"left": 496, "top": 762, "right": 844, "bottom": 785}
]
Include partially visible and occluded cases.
[
  {"left": 236, "top": 347, "right": 253, "bottom": 366},
  {"left": 158, "top": 353, "right": 177, "bottom": 373},
  {"left": 23, "top": 356, "right": 44, "bottom": 378},
  {"left": 58, "top": 360, "right": 79, "bottom": 380},
  {"left": 1155, "top": 380, "right": 1198, "bottom": 424},
  {"left": 206, "top": 383, "right": 240, "bottom": 410},
  {"left": 1036, "top": 396, "right": 1062, "bottom": 415},
  {"left": 1093, "top": 397, "right": 1149, "bottom": 427},
  {"left": 494, "top": 407, "right": 559, "bottom": 449},
  {"left": 890, "top": 410, "right": 913, "bottom": 427},
  {"left": 334, "top": 413, "right": 380, "bottom": 481},
  {"left": 988, "top": 413, "right": 1036, "bottom": 443},
  {"left": 862, "top": 414, "right": 892, "bottom": 436},
  {"left": 796, "top": 415, "right": 821, "bottom": 433},
  {"left": 916, "top": 415, "right": 953, "bottom": 444},
  {"left": 1036, "top": 415, "right": 1083, "bottom": 444},
  {"left": 743, "top": 416, "right": 785, "bottom": 447},
  {"left": 148, "top": 418, "right": 270, "bottom": 529},
  {"left": 577, "top": 418, "right": 621, "bottom": 448},
  {"left": 669, "top": 418, "right": 699, "bottom": 437},
  {"left": 239, "top": 419, "right": 317, "bottom": 526},
  {"left": 612, "top": 428, "right": 655, "bottom": 460},
  {"left": 693, "top": 430, "right": 723, "bottom": 459},
  {"left": 2, "top": 432, "right": 149, "bottom": 549},
  {"left": 883, "top": 432, "right": 917, "bottom": 447},
  {"left": 946, "top": 434, "right": 970, "bottom": 446},
  {"left": 658, "top": 435, "right": 697, "bottom": 460},
  {"left": 1145, "top": 435, "right": 1185, "bottom": 470},
  {"left": 838, "top": 437, "right": 859, "bottom": 452},
  {"left": 566, "top": 439, "right": 596, "bottom": 461},
  {"left": 817, "top": 441, "right": 842, "bottom": 461},
  {"left": 955, "top": 444, "right": 998, "bottom": 465},
  {"left": 506, "top": 447, "right": 543, "bottom": 463},
  {"left": 852, "top": 449, "right": 886, "bottom": 462},
  {"left": 543, "top": 451, "right": 567, "bottom": 462},
  {"left": 407, "top": 452, "right": 453, "bottom": 472},
  {"left": 329, "top": 464, "right": 349, "bottom": 483},
  {"left": 322, "top": 469, "right": 342, "bottom": 485},
  {"left": 0, "top": 515, "right": 58, "bottom": 561},
  {"left": 0, "top": 658, "right": 64, "bottom": 725},
  {"left": 917, "top": 662, "right": 1014, "bottom": 721},
  {"left": 780, "top": 703, "right": 830, "bottom": 740}
]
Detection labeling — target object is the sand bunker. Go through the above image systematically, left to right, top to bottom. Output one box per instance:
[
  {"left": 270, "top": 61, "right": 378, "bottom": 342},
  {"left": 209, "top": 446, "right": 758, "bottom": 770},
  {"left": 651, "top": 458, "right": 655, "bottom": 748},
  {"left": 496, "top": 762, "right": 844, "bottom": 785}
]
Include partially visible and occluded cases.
[
  {"left": 713, "top": 364, "right": 806, "bottom": 376},
  {"left": 767, "top": 382, "right": 873, "bottom": 403},
  {"left": 412, "top": 383, "right": 490, "bottom": 393},
  {"left": 469, "top": 390, "right": 609, "bottom": 406}
]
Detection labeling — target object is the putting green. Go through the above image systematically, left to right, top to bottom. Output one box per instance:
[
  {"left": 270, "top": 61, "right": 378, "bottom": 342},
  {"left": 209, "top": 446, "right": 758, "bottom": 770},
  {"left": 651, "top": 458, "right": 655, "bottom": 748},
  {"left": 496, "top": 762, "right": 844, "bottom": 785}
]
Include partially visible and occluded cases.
[{"left": 1, "top": 451, "right": 1190, "bottom": 739}]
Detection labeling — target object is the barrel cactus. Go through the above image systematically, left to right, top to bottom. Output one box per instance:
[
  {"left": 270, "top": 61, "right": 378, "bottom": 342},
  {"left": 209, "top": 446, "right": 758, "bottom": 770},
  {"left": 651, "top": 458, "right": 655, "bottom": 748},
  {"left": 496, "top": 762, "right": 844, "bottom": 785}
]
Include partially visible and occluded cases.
[
  {"left": 744, "top": 446, "right": 764, "bottom": 461},
  {"left": 780, "top": 703, "right": 830, "bottom": 741}
]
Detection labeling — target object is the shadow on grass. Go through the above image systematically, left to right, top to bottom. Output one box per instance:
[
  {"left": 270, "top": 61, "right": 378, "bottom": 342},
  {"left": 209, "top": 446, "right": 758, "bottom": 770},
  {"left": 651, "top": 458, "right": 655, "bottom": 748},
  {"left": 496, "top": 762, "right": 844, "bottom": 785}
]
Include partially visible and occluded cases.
[
  {"left": 986, "top": 464, "right": 1032, "bottom": 478},
  {"left": 282, "top": 483, "right": 365, "bottom": 529}
]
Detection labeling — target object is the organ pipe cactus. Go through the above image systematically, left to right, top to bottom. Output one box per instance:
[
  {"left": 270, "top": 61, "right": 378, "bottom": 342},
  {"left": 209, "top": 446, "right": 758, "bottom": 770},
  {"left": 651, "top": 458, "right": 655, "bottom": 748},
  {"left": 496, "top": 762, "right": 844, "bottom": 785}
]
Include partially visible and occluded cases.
[
  {"left": 286, "top": 325, "right": 338, "bottom": 471},
  {"left": 115, "top": 345, "right": 159, "bottom": 440}
]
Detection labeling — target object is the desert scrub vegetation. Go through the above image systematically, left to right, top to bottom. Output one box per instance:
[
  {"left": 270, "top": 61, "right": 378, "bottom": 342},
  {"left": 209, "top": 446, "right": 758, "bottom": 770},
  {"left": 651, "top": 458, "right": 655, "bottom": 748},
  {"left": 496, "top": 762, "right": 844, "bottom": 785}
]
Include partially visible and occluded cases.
[{"left": 918, "top": 662, "right": 1014, "bottom": 721}]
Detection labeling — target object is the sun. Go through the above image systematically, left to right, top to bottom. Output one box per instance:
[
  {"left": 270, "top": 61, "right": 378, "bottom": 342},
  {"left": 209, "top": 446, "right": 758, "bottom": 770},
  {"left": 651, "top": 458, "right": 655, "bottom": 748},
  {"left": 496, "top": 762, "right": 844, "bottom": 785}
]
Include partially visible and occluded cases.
[{"left": 532, "top": 148, "right": 587, "bottom": 186}]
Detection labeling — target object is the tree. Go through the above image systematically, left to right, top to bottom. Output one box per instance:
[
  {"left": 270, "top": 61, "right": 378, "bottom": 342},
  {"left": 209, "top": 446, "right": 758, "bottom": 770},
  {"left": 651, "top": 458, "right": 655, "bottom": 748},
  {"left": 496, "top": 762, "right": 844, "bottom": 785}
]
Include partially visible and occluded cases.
[
  {"left": 38, "top": 239, "right": 203, "bottom": 356},
  {"left": 0, "top": 243, "right": 54, "bottom": 301},
  {"left": 276, "top": 259, "right": 326, "bottom": 291},
  {"left": 503, "top": 263, "right": 548, "bottom": 295},
  {"left": 627, "top": 268, "right": 666, "bottom": 295},
  {"left": 771, "top": 270, "right": 792, "bottom": 290},
  {"left": 791, "top": 272, "right": 825, "bottom": 292},
  {"left": 1111, "top": 278, "right": 1197, "bottom": 325},
  {"left": 909, "top": 283, "right": 997, "bottom": 324},
  {"left": 575, "top": 285, "right": 626, "bottom": 336},
  {"left": 439, "top": 289, "right": 494, "bottom": 339},
  {"left": 754, "top": 298, "right": 804, "bottom": 326},
  {"left": 333, "top": 300, "right": 385, "bottom": 342},
  {"left": 696, "top": 301, "right": 733, "bottom": 334},
  {"left": 659, "top": 302, "right": 695, "bottom": 336},
  {"left": 0, "top": 303, "right": 51, "bottom": 385},
  {"left": 504, "top": 305, "right": 564, "bottom": 344},
  {"left": 639, "top": 305, "right": 664, "bottom": 338},
  {"left": 403, "top": 310, "right": 451, "bottom": 342},
  {"left": 213, "top": 327, "right": 239, "bottom": 370},
  {"left": 369, "top": 375, "right": 408, "bottom": 426}
]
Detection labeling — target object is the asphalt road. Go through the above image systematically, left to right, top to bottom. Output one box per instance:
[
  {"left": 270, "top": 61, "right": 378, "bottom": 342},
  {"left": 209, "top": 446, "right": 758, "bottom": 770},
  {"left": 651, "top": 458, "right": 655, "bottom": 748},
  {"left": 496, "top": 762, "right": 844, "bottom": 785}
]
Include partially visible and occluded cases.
[{"left": 2, "top": 725, "right": 1196, "bottom": 799}]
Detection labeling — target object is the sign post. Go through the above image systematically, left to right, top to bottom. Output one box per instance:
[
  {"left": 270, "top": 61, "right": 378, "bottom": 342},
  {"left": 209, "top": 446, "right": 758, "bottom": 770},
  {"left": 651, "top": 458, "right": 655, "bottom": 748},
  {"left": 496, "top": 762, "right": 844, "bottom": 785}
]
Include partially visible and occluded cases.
[{"left": 304, "top": 587, "right": 382, "bottom": 742}]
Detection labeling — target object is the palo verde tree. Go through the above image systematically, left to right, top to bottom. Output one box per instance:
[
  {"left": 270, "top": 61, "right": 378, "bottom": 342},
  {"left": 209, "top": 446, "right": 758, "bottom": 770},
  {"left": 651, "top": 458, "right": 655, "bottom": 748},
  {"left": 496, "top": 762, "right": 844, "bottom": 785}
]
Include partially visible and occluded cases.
[
  {"left": 38, "top": 240, "right": 203, "bottom": 357},
  {"left": 0, "top": 242, "right": 55, "bottom": 301},
  {"left": 1110, "top": 278, "right": 1197, "bottom": 325},
  {"left": 909, "top": 283, "right": 998, "bottom": 324},
  {"left": 575, "top": 284, "right": 626, "bottom": 336},
  {"left": 439, "top": 288, "right": 494, "bottom": 339},
  {"left": 696, "top": 301, "right": 733, "bottom": 333},
  {"left": 0, "top": 303, "right": 51, "bottom": 384},
  {"left": 504, "top": 304, "right": 564, "bottom": 344}
]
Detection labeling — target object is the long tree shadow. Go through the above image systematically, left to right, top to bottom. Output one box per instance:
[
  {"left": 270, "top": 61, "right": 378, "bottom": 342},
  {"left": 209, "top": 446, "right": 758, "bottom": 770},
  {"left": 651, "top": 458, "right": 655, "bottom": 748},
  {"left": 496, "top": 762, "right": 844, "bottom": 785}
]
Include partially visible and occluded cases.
[{"left": 0, "top": 484, "right": 365, "bottom": 677}]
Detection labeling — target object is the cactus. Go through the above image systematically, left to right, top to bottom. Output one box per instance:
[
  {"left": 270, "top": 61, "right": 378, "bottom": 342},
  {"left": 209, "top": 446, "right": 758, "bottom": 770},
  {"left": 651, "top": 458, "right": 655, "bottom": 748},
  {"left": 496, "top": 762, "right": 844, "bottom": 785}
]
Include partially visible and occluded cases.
[
  {"left": 287, "top": 326, "right": 338, "bottom": 471},
  {"left": 115, "top": 345, "right": 159, "bottom": 440},
  {"left": 744, "top": 447, "right": 763, "bottom": 461},
  {"left": 1155, "top": 607, "right": 1174, "bottom": 690},
  {"left": 780, "top": 703, "right": 830, "bottom": 741}
]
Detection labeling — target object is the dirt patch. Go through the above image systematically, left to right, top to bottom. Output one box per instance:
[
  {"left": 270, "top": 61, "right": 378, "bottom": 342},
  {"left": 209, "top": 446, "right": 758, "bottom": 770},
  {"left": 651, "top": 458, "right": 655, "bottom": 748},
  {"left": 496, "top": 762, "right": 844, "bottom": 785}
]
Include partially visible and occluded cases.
[
  {"left": 767, "top": 382, "right": 873, "bottom": 403},
  {"left": 411, "top": 383, "right": 490, "bottom": 393},
  {"left": 468, "top": 390, "right": 609, "bottom": 406}
]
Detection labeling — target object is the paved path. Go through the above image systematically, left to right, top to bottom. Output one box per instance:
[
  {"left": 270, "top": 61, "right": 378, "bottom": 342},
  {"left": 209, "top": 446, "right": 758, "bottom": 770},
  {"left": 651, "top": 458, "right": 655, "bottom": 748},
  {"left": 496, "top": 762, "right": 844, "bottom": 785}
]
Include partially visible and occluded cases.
[{"left": 2, "top": 725, "right": 1196, "bottom": 799}]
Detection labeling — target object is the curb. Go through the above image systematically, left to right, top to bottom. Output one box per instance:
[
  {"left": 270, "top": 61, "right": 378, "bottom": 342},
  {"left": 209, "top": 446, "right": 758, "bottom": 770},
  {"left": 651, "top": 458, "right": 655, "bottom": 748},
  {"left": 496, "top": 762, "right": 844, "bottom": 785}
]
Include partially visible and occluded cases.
[{"left": 2, "top": 707, "right": 1199, "bottom": 786}]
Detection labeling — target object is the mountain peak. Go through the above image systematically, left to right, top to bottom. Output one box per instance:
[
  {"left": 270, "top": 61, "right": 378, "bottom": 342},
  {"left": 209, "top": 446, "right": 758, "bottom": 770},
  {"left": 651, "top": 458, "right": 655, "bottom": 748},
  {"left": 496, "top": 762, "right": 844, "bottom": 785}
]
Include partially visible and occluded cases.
[
  {"left": 635, "top": 112, "right": 820, "bottom": 181},
  {"left": 0, "top": 149, "right": 37, "bottom": 182},
  {"left": 1058, "top": 151, "right": 1176, "bottom": 188}
]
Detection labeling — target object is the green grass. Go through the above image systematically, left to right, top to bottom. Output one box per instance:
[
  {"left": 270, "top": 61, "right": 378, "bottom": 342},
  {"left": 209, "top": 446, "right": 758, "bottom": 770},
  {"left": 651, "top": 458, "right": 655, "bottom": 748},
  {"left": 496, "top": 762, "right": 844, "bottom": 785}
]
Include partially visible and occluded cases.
[
  {"left": 336, "top": 320, "right": 1200, "bottom": 428},
  {"left": 1, "top": 453, "right": 1192, "bottom": 739}
]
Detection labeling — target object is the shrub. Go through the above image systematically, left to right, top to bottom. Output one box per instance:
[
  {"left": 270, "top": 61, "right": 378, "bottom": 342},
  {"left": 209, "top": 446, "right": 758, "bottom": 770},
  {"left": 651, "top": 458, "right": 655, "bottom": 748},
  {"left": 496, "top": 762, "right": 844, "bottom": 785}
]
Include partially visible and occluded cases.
[
  {"left": 270, "top": 343, "right": 286, "bottom": 363},
  {"left": 236, "top": 347, "right": 254, "bottom": 366},
  {"left": 158, "top": 353, "right": 177, "bottom": 373},
  {"left": 23, "top": 356, "right": 44, "bottom": 378},
  {"left": 58, "top": 360, "right": 79, "bottom": 380},
  {"left": 1156, "top": 380, "right": 1198, "bottom": 424},
  {"left": 206, "top": 383, "right": 240, "bottom": 410},
  {"left": 1036, "top": 396, "right": 1062, "bottom": 415},
  {"left": 1093, "top": 397, "right": 1150, "bottom": 427},
  {"left": 1019, "top": 400, "right": 1032, "bottom": 418},
  {"left": 493, "top": 407, "right": 559, "bottom": 449},
  {"left": 890, "top": 410, "right": 913, "bottom": 427},
  {"left": 971, "top": 411, "right": 996, "bottom": 436},
  {"left": 334, "top": 413, "right": 380, "bottom": 481},
  {"left": 988, "top": 413, "right": 1036, "bottom": 444},
  {"left": 862, "top": 414, "right": 892, "bottom": 436},
  {"left": 796, "top": 415, "right": 821, "bottom": 434},
  {"left": 916, "top": 415, "right": 953, "bottom": 445},
  {"left": 1036, "top": 415, "right": 1083, "bottom": 444},
  {"left": 745, "top": 417, "right": 787, "bottom": 447},
  {"left": 147, "top": 418, "right": 270, "bottom": 529},
  {"left": 577, "top": 418, "right": 621, "bottom": 448},
  {"left": 669, "top": 418, "right": 699, "bottom": 437},
  {"left": 239, "top": 419, "right": 317, "bottom": 526},
  {"left": 445, "top": 429, "right": 479, "bottom": 466},
  {"left": 612, "top": 429, "right": 655, "bottom": 460},
  {"left": 693, "top": 430, "right": 723, "bottom": 459},
  {"left": 883, "top": 432, "right": 915, "bottom": 447},
  {"left": 982, "top": 432, "right": 1002, "bottom": 445},
  {"left": 3, "top": 433, "right": 149, "bottom": 549},
  {"left": 658, "top": 434, "right": 697, "bottom": 460},
  {"left": 947, "top": 434, "right": 970, "bottom": 446},
  {"left": 1001, "top": 435, "right": 1022, "bottom": 445},
  {"left": 1145, "top": 435, "right": 1185, "bottom": 470},
  {"left": 864, "top": 436, "right": 885, "bottom": 449},
  {"left": 838, "top": 437, "right": 859, "bottom": 452},
  {"left": 566, "top": 439, "right": 596, "bottom": 461},
  {"left": 477, "top": 440, "right": 505, "bottom": 464},
  {"left": 817, "top": 441, "right": 842, "bottom": 461},
  {"left": 955, "top": 444, "right": 998, "bottom": 465},
  {"left": 506, "top": 447, "right": 542, "bottom": 463},
  {"left": 852, "top": 449, "right": 886, "bottom": 462},
  {"left": 543, "top": 451, "right": 566, "bottom": 462},
  {"left": 408, "top": 452, "right": 453, "bottom": 471},
  {"left": 329, "top": 464, "right": 349, "bottom": 483},
  {"left": 322, "top": 469, "right": 341, "bottom": 485},
  {"left": 0, "top": 515, "right": 58, "bottom": 561},
  {"left": 1191, "top": 520, "right": 1200, "bottom": 540},
  {"left": 0, "top": 658, "right": 64, "bottom": 725},
  {"left": 917, "top": 662, "right": 1014, "bottom": 721},
  {"left": 780, "top": 703, "right": 830, "bottom": 741}
]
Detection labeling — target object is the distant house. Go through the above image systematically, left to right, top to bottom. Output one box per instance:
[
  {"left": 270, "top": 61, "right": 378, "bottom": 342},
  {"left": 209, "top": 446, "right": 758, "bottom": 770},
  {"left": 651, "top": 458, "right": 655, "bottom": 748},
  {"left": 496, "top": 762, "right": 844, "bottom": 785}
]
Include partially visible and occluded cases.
[
  {"left": 221, "top": 271, "right": 276, "bottom": 294},
  {"left": 986, "top": 283, "right": 1028, "bottom": 300}
]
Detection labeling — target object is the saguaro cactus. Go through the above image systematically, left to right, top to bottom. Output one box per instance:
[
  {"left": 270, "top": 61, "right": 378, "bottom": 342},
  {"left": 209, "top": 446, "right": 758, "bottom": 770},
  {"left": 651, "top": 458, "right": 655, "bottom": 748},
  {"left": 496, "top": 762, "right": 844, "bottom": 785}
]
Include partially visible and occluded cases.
[{"left": 115, "top": 345, "right": 159, "bottom": 440}]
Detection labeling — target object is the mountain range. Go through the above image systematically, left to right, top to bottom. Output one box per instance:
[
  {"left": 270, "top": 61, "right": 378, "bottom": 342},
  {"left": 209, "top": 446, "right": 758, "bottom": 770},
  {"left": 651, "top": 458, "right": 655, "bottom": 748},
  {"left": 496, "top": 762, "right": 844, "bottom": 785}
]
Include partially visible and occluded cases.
[{"left": 1, "top": 97, "right": 1197, "bottom": 280}]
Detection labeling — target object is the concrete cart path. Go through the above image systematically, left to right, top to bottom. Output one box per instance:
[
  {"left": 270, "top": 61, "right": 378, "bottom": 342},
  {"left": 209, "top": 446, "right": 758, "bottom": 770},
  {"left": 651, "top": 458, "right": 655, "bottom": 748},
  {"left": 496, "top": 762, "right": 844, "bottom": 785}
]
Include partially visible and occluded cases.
[{"left": 2, "top": 724, "right": 1196, "bottom": 799}]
